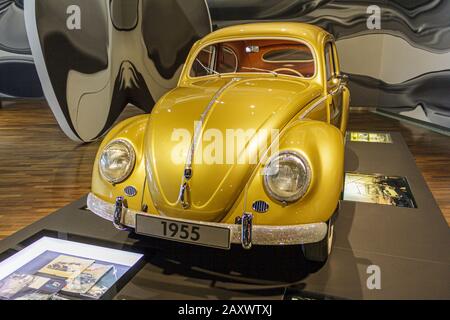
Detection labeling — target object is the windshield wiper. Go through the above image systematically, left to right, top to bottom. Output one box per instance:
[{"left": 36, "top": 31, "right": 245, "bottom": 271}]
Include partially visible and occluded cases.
[
  {"left": 195, "top": 59, "right": 220, "bottom": 76},
  {"left": 241, "top": 67, "right": 278, "bottom": 76}
]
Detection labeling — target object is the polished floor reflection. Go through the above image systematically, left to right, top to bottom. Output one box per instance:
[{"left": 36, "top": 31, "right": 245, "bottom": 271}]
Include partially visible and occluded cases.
[{"left": 0, "top": 102, "right": 448, "bottom": 240}]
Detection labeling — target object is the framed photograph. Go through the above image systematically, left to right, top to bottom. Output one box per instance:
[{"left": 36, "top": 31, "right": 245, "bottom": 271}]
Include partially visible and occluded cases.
[
  {"left": 348, "top": 132, "right": 393, "bottom": 144},
  {"left": 344, "top": 173, "right": 417, "bottom": 208},
  {"left": 0, "top": 237, "right": 143, "bottom": 300},
  {"left": 39, "top": 255, "right": 94, "bottom": 279},
  {"left": 63, "top": 263, "right": 112, "bottom": 294},
  {"left": 0, "top": 273, "right": 37, "bottom": 299}
]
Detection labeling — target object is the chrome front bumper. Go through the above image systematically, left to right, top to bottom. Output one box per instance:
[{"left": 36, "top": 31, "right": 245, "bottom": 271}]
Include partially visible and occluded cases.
[{"left": 87, "top": 193, "right": 327, "bottom": 247}]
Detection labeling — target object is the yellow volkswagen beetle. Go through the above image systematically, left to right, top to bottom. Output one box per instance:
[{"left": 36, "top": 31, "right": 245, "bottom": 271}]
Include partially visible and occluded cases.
[{"left": 88, "top": 22, "right": 350, "bottom": 262}]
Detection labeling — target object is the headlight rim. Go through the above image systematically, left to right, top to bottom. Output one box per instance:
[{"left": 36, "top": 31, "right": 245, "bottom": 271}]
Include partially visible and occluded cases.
[
  {"left": 99, "top": 138, "right": 136, "bottom": 184},
  {"left": 263, "top": 150, "right": 312, "bottom": 204}
]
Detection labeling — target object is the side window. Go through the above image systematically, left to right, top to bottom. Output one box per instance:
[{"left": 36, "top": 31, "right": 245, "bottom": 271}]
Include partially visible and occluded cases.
[
  {"left": 324, "top": 42, "right": 335, "bottom": 81},
  {"left": 190, "top": 45, "right": 217, "bottom": 77}
]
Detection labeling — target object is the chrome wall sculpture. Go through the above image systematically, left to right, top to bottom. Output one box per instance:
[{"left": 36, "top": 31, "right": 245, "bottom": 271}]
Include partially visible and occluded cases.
[
  {"left": 0, "top": 0, "right": 42, "bottom": 100},
  {"left": 25, "top": 0, "right": 211, "bottom": 142},
  {"left": 207, "top": 0, "right": 450, "bottom": 128}
]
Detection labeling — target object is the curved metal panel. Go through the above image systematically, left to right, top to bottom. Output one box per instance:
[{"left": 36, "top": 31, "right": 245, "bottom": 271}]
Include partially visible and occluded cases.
[{"left": 25, "top": 0, "right": 212, "bottom": 142}]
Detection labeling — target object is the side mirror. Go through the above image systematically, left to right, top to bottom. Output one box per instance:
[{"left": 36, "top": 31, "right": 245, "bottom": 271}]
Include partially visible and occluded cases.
[
  {"left": 329, "top": 74, "right": 349, "bottom": 95},
  {"left": 337, "top": 74, "right": 349, "bottom": 86}
]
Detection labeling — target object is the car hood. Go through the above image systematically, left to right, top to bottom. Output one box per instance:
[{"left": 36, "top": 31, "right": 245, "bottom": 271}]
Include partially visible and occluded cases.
[{"left": 144, "top": 76, "right": 322, "bottom": 221}]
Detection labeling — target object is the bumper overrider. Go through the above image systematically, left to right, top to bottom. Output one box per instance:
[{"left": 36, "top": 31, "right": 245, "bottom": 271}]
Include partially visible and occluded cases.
[{"left": 87, "top": 193, "right": 327, "bottom": 249}]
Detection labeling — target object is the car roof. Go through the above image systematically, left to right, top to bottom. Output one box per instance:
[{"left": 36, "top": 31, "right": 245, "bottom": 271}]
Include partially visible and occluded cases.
[{"left": 198, "top": 22, "right": 331, "bottom": 48}]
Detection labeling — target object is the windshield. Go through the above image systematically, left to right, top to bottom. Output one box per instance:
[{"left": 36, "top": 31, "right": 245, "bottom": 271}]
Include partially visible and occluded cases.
[{"left": 190, "top": 39, "right": 315, "bottom": 79}]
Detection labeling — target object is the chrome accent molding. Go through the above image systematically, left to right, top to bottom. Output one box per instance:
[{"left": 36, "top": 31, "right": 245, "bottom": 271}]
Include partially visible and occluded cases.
[
  {"left": 178, "top": 77, "right": 241, "bottom": 209},
  {"left": 185, "top": 77, "right": 241, "bottom": 173},
  {"left": 300, "top": 95, "right": 328, "bottom": 119},
  {"left": 179, "top": 182, "right": 190, "bottom": 210},
  {"left": 87, "top": 193, "right": 328, "bottom": 246},
  {"left": 113, "top": 196, "right": 128, "bottom": 231},
  {"left": 241, "top": 213, "right": 253, "bottom": 249}
]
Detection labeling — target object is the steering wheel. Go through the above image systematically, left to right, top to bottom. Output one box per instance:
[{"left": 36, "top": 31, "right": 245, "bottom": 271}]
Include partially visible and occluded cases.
[{"left": 273, "top": 68, "right": 304, "bottom": 77}]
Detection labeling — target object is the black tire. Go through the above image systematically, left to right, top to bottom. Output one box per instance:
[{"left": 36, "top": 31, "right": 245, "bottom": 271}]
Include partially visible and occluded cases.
[
  {"left": 303, "top": 167, "right": 342, "bottom": 263},
  {"left": 302, "top": 216, "right": 335, "bottom": 262}
]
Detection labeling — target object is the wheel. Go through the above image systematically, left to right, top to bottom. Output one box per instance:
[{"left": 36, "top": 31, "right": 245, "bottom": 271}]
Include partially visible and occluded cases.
[{"left": 302, "top": 216, "right": 335, "bottom": 262}]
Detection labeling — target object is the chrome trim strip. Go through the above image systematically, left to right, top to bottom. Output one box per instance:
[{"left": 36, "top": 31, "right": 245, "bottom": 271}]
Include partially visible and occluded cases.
[
  {"left": 203, "top": 0, "right": 213, "bottom": 34},
  {"left": 179, "top": 77, "right": 242, "bottom": 208},
  {"left": 185, "top": 77, "right": 241, "bottom": 171},
  {"left": 300, "top": 95, "right": 328, "bottom": 119},
  {"left": 87, "top": 193, "right": 328, "bottom": 246}
]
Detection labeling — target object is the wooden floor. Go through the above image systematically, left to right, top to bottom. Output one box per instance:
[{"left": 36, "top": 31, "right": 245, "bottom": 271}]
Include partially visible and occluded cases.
[{"left": 0, "top": 102, "right": 448, "bottom": 240}]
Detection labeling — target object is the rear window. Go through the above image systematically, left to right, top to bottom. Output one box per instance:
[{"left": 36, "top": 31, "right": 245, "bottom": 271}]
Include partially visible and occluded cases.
[{"left": 263, "top": 49, "right": 314, "bottom": 63}]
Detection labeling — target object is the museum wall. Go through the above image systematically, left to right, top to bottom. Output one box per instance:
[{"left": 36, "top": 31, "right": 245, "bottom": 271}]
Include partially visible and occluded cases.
[{"left": 207, "top": 0, "right": 450, "bottom": 128}]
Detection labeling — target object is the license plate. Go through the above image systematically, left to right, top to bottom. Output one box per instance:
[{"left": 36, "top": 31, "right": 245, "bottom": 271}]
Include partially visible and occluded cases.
[{"left": 135, "top": 214, "right": 231, "bottom": 250}]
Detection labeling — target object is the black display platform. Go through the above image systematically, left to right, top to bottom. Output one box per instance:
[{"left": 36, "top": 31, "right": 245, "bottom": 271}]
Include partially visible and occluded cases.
[{"left": 0, "top": 132, "right": 449, "bottom": 300}]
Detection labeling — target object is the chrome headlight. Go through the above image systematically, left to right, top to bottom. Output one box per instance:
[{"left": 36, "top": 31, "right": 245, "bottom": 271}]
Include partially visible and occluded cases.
[
  {"left": 99, "top": 139, "right": 136, "bottom": 184},
  {"left": 263, "top": 151, "right": 311, "bottom": 203}
]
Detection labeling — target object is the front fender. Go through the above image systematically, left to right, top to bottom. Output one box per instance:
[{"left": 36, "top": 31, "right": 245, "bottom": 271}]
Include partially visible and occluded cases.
[
  {"left": 91, "top": 114, "right": 149, "bottom": 211},
  {"left": 222, "top": 120, "right": 344, "bottom": 226}
]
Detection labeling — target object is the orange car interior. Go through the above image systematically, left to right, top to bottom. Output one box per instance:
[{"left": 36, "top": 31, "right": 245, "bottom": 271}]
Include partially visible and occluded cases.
[{"left": 200, "top": 39, "right": 316, "bottom": 78}]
